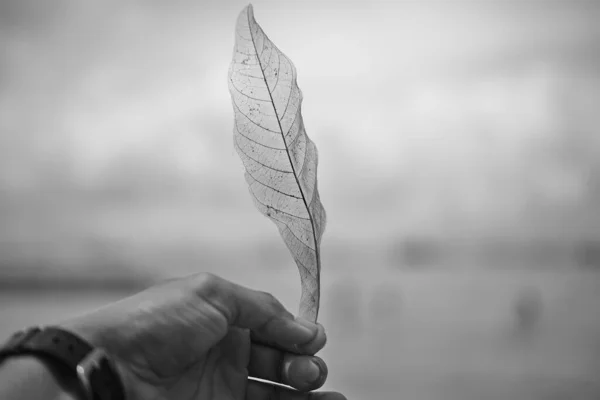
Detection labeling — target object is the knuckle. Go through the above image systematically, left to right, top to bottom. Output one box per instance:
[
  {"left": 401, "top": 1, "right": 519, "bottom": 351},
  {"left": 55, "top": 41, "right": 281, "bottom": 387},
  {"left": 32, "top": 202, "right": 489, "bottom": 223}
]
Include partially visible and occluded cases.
[
  {"left": 195, "top": 272, "right": 218, "bottom": 287},
  {"left": 192, "top": 273, "right": 223, "bottom": 298},
  {"left": 192, "top": 273, "right": 233, "bottom": 325},
  {"left": 258, "top": 291, "right": 293, "bottom": 319},
  {"left": 261, "top": 291, "right": 282, "bottom": 310},
  {"left": 263, "top": 291, "right": 277, "bottom": 304}
]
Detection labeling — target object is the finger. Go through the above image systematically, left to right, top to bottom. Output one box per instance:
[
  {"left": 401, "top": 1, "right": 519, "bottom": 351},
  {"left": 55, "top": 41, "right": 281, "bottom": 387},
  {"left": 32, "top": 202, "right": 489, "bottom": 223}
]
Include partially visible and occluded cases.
[
  {"left": 192, "top": 273, "right": 319, "bottom": 348},
  {"left": 251, "top": 323, "right": 327, "bottom": 356},
  {"left": 220, "top": 327, "right": 251, "bottom": 368},
  {"left": 248, "top": 342, "right": 327, "bottom": 392},
  {"left": 246, "top": 379, "right": 347, "bottom": 400}
]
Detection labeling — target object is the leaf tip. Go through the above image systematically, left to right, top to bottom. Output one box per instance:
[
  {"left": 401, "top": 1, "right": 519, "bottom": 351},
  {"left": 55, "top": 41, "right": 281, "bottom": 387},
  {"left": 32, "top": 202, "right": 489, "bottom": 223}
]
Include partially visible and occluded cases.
[{"left": 245, "top": 3, "right": 254, "bottom": 17}]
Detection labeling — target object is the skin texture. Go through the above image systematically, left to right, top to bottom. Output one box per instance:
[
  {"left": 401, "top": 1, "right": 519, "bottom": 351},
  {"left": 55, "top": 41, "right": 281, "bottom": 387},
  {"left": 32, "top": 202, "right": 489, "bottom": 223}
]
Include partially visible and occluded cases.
[{"left": 56, "top": 273, "right": 346, "bottom": 400}]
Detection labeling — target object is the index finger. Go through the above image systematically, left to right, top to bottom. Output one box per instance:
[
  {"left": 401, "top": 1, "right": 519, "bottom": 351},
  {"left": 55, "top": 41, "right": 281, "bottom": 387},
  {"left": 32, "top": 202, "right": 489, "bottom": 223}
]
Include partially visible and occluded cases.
[
  {"left": 194, "top": 274, "right": 319, "bottom": 349},
  {"left": 251, "top": 323, "right": 327, "bottom": 356}
]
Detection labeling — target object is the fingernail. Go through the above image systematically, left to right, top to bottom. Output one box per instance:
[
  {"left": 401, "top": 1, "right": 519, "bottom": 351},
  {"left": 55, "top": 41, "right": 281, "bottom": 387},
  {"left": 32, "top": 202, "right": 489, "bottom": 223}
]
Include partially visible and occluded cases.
[
  {"left": 294, "top": 317, "right": 318, "bottom": 342},
  {"left": 288, "top": 358, "right": 322, "bottom": 389},
  {"left": 305, "top": 360, "right": 322, "bottom": 384}
]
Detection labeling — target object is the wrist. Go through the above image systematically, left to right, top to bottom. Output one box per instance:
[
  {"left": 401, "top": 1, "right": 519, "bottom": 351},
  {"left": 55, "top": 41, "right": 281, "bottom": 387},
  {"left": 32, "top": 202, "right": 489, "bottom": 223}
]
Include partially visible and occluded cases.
[
  {"left": 60, "top": 311, "right": 121, "bottom": 351},
  {"left": 59, "top": 318, "right": 133, "bottom": 399},
  {"left": 0, "top": 326, "right": 128, "bottom": 400},
  {"left": 0, "top": 354, "right": 85, "bottom": 400}
]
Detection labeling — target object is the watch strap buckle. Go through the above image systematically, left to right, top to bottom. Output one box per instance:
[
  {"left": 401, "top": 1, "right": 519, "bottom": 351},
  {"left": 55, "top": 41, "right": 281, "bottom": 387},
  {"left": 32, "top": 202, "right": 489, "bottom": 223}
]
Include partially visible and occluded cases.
[{"left": 76, "top": 347, "right": 109, "bottom": 400}]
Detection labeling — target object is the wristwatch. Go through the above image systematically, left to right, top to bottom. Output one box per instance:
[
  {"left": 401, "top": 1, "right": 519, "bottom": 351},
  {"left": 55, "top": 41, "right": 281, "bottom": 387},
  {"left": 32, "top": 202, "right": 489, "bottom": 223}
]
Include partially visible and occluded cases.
[{"left": 0, "top": 326, "right": 125, "bottom": 400}]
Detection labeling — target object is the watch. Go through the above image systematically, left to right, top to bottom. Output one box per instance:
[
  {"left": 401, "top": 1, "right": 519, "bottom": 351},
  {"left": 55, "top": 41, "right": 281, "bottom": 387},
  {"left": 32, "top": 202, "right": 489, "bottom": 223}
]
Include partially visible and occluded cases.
[{"left": 0, "top": 326, "right": 125, "bottom": 400}]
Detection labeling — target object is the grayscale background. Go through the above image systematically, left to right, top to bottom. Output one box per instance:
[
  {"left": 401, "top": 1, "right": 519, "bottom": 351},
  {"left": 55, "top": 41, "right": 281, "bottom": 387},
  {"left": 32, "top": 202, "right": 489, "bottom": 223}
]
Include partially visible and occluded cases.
[{"left": 1, "top": 0, "right": 599, "bottom": 398}]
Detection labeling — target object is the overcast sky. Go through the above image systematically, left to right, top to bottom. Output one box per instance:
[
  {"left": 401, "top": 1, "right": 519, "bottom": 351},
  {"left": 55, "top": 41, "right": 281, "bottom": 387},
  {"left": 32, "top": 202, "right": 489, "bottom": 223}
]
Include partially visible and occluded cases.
[{"left": 1, "top": 0, "right": 600, "bottom": 257}]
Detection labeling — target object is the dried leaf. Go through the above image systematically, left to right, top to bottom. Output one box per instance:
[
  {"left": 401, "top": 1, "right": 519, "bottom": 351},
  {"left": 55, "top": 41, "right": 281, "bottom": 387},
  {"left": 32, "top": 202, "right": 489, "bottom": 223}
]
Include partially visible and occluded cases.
[{"left": 228, "top": 4, "right": 326, "bottom": 322}]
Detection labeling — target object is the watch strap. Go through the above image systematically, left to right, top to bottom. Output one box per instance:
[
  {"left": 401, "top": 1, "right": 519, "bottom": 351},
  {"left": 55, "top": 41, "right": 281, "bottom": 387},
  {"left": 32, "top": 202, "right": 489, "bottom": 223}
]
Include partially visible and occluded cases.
[{"left": 0, "top": 326, "right": 125, "bottom": 400}]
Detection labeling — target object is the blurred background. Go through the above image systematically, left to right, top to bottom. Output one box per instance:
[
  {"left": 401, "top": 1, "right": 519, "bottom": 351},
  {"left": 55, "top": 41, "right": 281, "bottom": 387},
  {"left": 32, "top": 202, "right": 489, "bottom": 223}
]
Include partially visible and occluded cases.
[{"left": 1, "top": 0, "right": 600, "bottom": 398}]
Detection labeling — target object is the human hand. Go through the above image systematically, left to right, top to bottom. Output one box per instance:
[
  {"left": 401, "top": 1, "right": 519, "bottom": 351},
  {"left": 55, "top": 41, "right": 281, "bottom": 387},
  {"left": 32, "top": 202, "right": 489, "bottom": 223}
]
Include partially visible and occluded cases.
[{"left": 60, "top": 273, "right": 345, "bottom": 400}]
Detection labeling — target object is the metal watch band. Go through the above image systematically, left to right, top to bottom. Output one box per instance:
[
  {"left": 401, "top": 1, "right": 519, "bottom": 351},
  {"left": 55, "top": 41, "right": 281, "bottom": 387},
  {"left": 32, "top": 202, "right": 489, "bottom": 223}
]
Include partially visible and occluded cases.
[{"left": 0, "top": 326, "right": 125, "bottom": 400}]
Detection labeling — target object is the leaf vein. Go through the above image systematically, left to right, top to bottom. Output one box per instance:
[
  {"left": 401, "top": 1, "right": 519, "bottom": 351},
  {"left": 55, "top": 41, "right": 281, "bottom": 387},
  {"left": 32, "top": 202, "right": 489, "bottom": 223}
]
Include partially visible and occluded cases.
[
  {"left": 230, "top": 78, "right": 270, "bottom": 102},
  {"left": 232, "top": 100, "right": 280, "bottom": 134},
  {"left": 235, "top": 124, "right": 285, "bottom": 150},
  {"left": 234, "top": 137, "right": 292, "bottom": 174},
  {"left": 247, "top": 173, "right": 302, "bottom": 199},
  {"left": 247, "top": 187, "right": 310, "bottom": 220}
]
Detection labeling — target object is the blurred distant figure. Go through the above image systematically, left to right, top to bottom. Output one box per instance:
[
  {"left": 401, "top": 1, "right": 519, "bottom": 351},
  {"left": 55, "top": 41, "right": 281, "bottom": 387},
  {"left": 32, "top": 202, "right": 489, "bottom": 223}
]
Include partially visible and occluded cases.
[
  {"left": 395, "top": 237, "right": 441, "bottom": 269},
  {"left": 326, "top": 280, "right": 363, "bottom": 339},
  {"left": 368, "top": 285, "right": 402, "bottom": 335},
  {"left": 513, "top": 287, "right": 543, "bottom": 336}
]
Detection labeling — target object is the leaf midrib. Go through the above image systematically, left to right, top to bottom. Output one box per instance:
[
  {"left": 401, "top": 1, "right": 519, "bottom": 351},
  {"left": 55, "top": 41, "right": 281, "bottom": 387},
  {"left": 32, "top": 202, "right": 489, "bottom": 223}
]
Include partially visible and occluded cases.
[{"left": 246, "top": 9, "right": 321, "bottom": 317}]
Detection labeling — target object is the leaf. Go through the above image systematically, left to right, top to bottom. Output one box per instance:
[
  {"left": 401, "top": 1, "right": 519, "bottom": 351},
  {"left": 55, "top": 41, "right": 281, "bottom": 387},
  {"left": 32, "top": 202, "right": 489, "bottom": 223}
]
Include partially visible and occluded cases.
[{"left": 228, "top": 4, "right": 326, "bottom": 322}]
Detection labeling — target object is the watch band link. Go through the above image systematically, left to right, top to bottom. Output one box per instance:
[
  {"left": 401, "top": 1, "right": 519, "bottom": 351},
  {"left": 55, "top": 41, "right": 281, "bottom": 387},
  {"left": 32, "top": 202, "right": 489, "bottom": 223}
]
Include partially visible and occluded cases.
[{"left": 0, "top": 326, "right": 125, "bottom": 400}]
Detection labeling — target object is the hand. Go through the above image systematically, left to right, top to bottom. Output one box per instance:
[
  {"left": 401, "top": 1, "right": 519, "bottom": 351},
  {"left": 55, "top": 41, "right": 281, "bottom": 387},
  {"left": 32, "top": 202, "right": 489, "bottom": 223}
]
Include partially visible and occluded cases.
[{"left": 60, "top": 273, "right": 345, "bottom": 400}]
